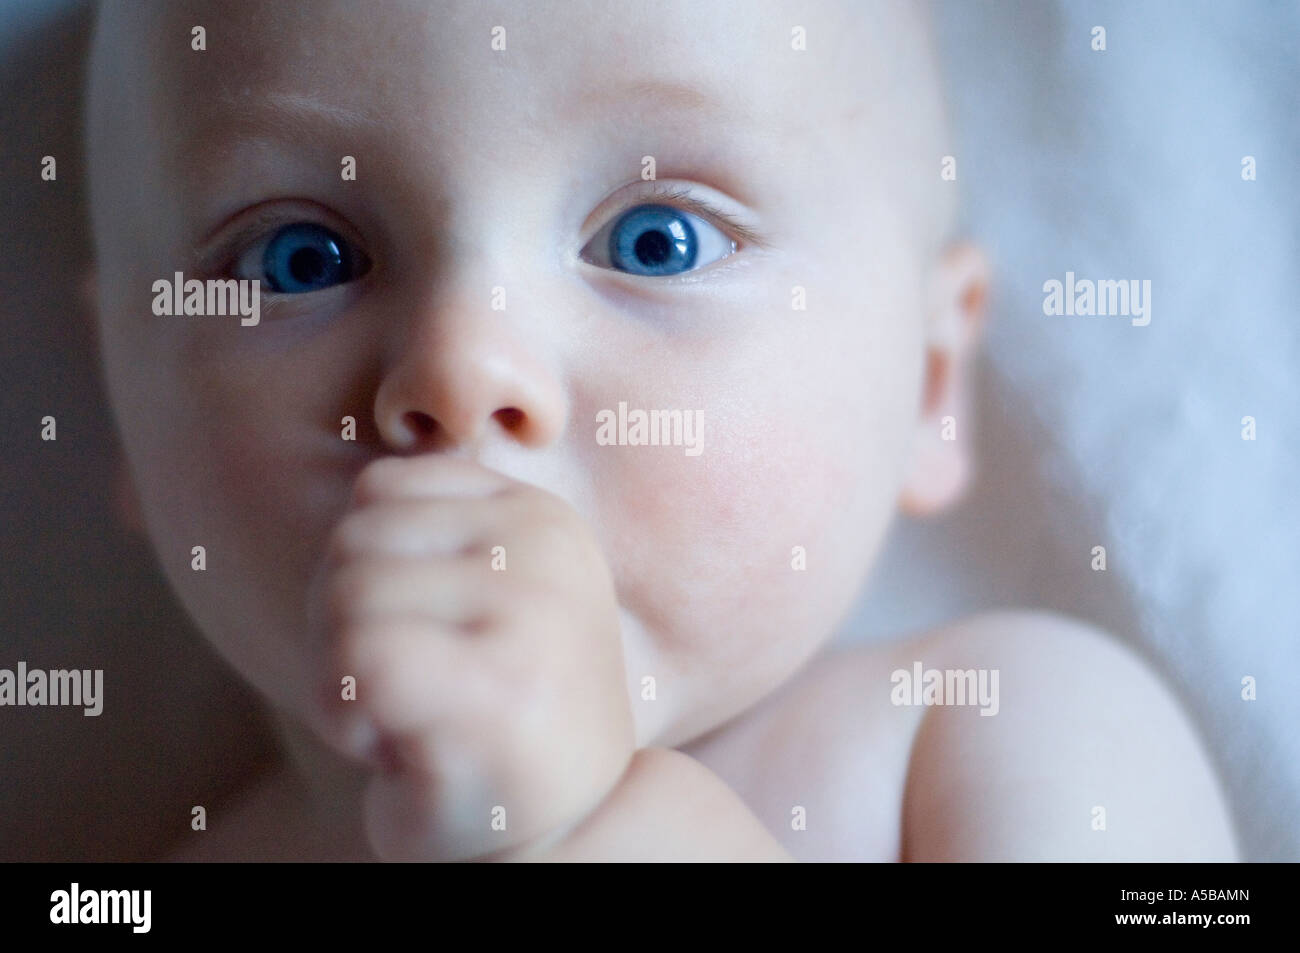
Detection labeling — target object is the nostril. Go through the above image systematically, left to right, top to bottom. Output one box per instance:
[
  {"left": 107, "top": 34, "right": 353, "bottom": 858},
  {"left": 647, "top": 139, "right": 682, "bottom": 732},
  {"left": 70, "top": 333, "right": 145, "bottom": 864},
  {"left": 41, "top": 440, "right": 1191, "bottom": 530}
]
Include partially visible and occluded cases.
[
  {"left": 494, "top": 407, "right": 525, "bottom": 432},
  {"left": 402, "top": 410, "right": 438, "bottom": 440}
]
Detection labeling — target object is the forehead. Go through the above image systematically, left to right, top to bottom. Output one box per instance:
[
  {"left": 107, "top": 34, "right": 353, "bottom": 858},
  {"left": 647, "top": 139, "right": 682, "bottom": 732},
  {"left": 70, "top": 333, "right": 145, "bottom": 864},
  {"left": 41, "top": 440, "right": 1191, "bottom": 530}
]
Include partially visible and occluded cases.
[
  {"left": 89, "top": 0, "right": 949, "bottom": 259},
  {"left": 118, "top": 0, "right": 901, "bottom": 151}
]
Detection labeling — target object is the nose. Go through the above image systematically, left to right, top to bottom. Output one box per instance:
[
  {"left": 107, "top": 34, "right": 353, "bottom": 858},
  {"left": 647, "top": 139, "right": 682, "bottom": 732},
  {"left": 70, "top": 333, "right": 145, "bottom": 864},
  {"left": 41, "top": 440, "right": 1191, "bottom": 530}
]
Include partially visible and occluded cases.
[{"left": 373, "top": 283, "right": 567, "bottom": 454}]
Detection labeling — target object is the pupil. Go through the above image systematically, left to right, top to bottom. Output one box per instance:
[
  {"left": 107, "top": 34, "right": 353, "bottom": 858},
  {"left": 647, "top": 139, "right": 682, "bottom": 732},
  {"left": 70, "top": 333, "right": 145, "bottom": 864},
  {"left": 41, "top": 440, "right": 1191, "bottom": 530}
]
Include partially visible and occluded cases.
[
  {"left": 634, "top": 230, "right": 672, "bottom": 265},
  {"left": 289, "top": 247, "right": 327, "bottom": 284}
]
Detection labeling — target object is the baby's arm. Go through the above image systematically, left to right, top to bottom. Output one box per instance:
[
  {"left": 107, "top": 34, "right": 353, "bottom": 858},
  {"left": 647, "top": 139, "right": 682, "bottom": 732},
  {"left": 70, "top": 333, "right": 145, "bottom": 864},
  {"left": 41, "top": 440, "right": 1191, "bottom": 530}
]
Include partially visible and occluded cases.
[
  {"left": 310, "top": 454, "right": 788, "bottom": 862},
  {"left": 900, "top": 611, "right": 1238, "bottom": 861},
  {"left": 502, "top": 747, "right": 792, "bottom": 862}
]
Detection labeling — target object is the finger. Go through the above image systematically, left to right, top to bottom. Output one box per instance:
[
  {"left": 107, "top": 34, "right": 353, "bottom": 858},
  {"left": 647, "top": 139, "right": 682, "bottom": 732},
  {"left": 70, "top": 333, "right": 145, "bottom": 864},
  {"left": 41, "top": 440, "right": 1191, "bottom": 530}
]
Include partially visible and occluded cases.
[
  {"left": 351, "top": 454, "right": 513, "bottom": 506},
  {"left": 326, "top": 497, "right": 509, "bottom": 561},
  {"left": 320, "top": 554, "right": 495, "bottom": 624},
  {"left": 317, "top": 615, "right": 486, "bottom": 744},
  {"left": 362, "top": 722, "right": 552, "bottom": 862},
  {"left": 362, "top": 746, "right": 503, "bottom": 861}
]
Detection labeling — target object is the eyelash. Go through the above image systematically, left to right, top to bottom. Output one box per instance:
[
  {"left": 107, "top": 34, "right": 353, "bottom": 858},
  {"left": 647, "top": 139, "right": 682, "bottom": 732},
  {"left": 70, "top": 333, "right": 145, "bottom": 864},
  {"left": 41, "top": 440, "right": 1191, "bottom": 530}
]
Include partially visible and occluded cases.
[
  {"left": 626, "top": 183, "right": 767, "bottom": 250},
  {"left": 196, "top": 185, "right": 764, "bottom": 288},
  {"left": 194, "top": 203, "right": 363, "bottom": 282}
]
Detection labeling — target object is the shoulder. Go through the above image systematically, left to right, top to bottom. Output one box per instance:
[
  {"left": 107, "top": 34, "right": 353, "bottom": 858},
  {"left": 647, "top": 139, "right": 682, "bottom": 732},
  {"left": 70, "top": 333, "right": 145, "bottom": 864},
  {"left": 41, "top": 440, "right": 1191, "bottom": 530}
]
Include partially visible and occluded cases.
[{"left": 896, "top": 609, "right": 1239, "bottom": 860}]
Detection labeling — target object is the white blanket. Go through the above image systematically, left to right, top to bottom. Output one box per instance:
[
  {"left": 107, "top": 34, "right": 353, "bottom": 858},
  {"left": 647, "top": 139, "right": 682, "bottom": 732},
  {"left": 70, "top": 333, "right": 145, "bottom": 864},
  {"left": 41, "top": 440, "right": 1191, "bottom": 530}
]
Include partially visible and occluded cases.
[{"left": 847, "top": 0, "right": 1299, "bottom": 861}]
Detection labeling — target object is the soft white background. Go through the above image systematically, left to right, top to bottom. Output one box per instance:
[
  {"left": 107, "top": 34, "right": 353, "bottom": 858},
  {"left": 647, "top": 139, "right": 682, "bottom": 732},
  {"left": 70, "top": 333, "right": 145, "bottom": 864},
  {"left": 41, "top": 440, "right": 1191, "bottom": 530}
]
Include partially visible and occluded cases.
[
  {"left": 1, "top": 0, "right": 1295, "bottom": 860},
  {"left": 852, "top": 0, "right": 1299, "bottom": 862}
]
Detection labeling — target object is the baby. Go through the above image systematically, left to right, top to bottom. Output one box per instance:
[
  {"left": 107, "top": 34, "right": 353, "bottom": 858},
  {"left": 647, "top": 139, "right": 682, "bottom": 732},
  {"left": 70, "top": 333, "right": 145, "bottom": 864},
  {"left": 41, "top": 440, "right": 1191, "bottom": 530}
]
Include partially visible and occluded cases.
[{"left": 83, "top": 0, "right": 1238, "bottom": 861}]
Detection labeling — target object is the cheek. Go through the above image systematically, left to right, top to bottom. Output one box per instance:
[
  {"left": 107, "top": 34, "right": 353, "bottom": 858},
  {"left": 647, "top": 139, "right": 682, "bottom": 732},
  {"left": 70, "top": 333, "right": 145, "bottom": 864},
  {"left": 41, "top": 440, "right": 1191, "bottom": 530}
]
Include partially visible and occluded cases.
[
  {"left": 584, "top": 230, "right": 929, "bottom": 664},
  {"left": 107, "top": 321, "right": 363, "bottom": 650},
  {"left": 106, "top": 330, "right": 381, "bottom": 728},
  {"left": 599, "top": 343, "right": 918, "bottom": 666},
  {"left": 181, "top": 344, "right": 367, "bottom": 577},
  {"left": 698, "top": 400, "right": 898, "bottom": 600}
]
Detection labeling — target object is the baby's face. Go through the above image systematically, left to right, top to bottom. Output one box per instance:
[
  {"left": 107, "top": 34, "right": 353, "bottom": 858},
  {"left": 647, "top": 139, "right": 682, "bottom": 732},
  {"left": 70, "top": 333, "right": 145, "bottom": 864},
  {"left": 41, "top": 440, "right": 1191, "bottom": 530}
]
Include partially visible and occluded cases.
[{"left": 89, "top": 0, "right": 959, "bottom": 748}]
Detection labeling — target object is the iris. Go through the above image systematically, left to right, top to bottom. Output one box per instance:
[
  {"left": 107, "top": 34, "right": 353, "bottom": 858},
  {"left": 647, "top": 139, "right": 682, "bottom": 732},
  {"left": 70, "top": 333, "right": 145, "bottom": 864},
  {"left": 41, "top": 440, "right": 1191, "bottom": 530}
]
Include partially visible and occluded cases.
[
  {"left": 607, "top": 204, "right": 698, "bottom": 276},
  {"left": 261, "top": 223, "right": 357, "bottom": 293}
]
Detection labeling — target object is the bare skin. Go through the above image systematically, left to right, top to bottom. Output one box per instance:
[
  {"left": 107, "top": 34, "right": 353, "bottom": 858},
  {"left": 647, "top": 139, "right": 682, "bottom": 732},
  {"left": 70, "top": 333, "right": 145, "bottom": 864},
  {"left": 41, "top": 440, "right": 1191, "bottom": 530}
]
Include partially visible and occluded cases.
[
  {"left": 84, "top": 0, "right": 1237, "bottom": 861},
  {"left": 165, "top": 611, "right": 1238, "bottom": 862}
]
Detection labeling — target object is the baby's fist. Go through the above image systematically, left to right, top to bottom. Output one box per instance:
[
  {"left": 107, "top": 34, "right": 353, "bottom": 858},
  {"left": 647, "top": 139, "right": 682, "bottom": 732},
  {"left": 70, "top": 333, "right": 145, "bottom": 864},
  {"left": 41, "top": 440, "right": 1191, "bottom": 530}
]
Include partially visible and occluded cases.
[{"left": 307, "top": 455, "right": 634, "bottom": 861}]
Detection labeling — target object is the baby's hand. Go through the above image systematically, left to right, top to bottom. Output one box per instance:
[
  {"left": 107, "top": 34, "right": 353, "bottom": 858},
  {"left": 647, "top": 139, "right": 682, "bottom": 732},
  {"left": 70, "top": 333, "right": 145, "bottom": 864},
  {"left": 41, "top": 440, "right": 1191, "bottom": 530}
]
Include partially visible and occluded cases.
[{"left": 307, "top": 455, "right": 635, "bottom": 861}]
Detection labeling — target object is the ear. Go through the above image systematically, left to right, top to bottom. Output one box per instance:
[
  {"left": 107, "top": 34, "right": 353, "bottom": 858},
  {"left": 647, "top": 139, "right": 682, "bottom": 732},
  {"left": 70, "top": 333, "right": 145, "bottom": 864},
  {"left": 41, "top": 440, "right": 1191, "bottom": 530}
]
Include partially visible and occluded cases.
[{"left": 898, "top": 241, "right": 990, "bottom": 517}]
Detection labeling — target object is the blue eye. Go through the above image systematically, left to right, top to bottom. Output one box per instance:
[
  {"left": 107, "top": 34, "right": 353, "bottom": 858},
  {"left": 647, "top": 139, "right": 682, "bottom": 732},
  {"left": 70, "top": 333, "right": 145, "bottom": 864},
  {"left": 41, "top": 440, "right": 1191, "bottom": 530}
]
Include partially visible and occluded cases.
[
  {"left": 581, "top": 202, "right": 737, "bottom": 277},
  {"left": 610, "top": 205, "right": 697, "bottom": 276},
  {"left": 256, "top": 222, "right": 364, "bottom": 293}
]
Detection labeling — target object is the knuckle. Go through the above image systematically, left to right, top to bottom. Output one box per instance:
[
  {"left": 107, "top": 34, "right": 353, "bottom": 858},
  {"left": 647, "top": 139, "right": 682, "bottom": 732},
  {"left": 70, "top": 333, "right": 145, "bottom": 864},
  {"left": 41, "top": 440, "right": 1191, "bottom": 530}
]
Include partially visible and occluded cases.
[
  {"left": 351, "top": 458, "right": 404, "bottom": 506},
  {"left": 525, "top": 498, "right": 584, "bottom": 563},
  {"left": 325, "top": 507, "right": 399, "bottom": 565},
  {"left": 484, "top": 574, "right": 548, "bottom": 631},
  {"left": 329, "top": 621, "right": 398, "bottom": 709},
  {"left": 477, "top": 637, "right": 536, "bottom": 709}
]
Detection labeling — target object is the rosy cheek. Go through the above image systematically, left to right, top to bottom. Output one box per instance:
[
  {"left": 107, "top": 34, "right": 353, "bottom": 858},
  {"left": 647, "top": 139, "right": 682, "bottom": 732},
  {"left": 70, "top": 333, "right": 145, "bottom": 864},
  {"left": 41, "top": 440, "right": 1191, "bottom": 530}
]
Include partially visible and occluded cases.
[{"left": 619, "top": 403, "right": 846, "bottom": 579}]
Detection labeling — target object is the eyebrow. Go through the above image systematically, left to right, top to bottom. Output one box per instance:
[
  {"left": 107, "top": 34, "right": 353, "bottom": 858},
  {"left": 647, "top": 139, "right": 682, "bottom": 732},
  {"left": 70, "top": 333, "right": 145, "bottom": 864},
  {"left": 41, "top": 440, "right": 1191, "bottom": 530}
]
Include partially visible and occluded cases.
[
  {"left": 576, "top": 78, "right": 747, "bottom": 124},
  {"left": 203, "top": 80, "right": 743, "bottom": 146},
  {"left": 174, "top": 90, "right": 387, "bottom": 172},
  {"left": 199, "top": 91, "right": 386, "bottom": 141},
  {"left": 262, "top": 92, "right": 384, "bottom": 128}
]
